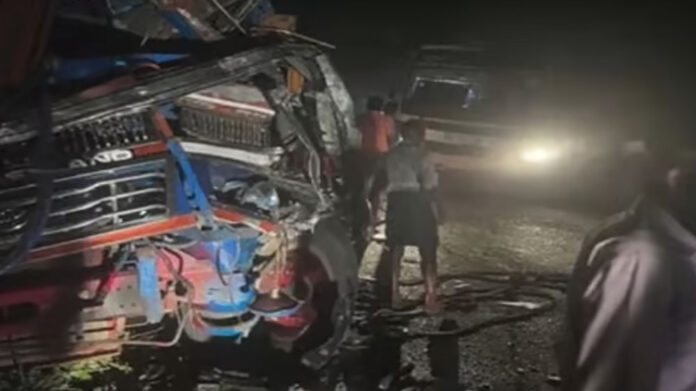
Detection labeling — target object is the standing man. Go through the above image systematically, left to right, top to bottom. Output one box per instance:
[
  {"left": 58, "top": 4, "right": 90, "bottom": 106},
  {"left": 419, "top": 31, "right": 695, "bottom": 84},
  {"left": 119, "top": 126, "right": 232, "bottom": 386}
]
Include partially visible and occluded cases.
[
  {"left": 358, "top": 96, "right": 396, "bottom": 225},
  {"left": 376, "top": 120, "right": 443, "bottom": 314},
  {"left": 561, "top": 138, "right": 696, "bottom": 391}
]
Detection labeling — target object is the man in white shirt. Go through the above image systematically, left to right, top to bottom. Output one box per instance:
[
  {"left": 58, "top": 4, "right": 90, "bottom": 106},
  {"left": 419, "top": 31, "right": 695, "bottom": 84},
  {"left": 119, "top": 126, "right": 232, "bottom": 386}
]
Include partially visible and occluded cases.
[{"left": 376, "top": 120, "right": 443, "bottom": 314}]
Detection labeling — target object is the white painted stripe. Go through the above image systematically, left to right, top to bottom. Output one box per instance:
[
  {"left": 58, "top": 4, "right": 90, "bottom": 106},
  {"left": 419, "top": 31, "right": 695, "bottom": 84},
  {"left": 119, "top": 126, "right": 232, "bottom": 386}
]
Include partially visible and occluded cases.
[
  {"left": 185, "top": 93, "right": 276, "bottom": 116},
  {"left": 397, "top": 113, "right": 519, "bottom": 131},
  {"left": 426, "top": 128, "right": 498, "bottom": 147},
  {"left": 180, "top": 141, "right": 279, "bottom": 167}
]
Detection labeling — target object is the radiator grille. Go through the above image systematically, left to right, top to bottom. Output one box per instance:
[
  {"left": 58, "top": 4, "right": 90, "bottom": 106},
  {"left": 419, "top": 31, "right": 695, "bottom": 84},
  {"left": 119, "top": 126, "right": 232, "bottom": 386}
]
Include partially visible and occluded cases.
[
  {"left": 180, "top": 107, "right": 272, "bottom": 148},
  {"left": 54, "top": 110, "right": 159, "bottom": 156},
  {"left": 1, "top": 111, "right": 161, "bottom": 176},
  {"left": 0, "top": 160, "right": 170, "bottom": 249}
]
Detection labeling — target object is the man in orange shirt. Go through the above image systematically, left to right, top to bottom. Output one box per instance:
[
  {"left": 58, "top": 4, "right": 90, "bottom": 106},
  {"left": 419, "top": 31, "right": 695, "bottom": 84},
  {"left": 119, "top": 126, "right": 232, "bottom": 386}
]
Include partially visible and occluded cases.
[{"left": 358, "top": 96, "right": 396, "bottom": 225}]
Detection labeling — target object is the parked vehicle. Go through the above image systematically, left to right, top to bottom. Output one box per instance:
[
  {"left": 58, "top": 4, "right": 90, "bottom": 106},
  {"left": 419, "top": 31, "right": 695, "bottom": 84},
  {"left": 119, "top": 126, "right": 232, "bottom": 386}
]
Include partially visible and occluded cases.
[{"left": 398, "top": 45, "right": 634, "bottom": 201}]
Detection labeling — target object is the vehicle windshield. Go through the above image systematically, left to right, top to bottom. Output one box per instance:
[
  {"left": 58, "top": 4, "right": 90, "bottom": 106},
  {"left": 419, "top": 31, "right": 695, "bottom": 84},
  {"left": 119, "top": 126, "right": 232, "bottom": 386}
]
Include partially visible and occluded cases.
[
  {"left": 401, "top": 74, "right": 546, "bottom": 123},
  {"left": 401, "top": 79, "right": 475, "bottom": 119}
]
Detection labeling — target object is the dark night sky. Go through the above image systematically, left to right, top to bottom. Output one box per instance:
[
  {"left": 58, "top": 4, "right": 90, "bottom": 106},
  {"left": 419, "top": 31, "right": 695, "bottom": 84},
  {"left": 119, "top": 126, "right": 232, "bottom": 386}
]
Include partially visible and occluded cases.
[
  {"left": 272, "top": 1, "right": 696, "bottom": 136},
  {"left": 273, "top": 2, "right": 693, "bottom": 55}
]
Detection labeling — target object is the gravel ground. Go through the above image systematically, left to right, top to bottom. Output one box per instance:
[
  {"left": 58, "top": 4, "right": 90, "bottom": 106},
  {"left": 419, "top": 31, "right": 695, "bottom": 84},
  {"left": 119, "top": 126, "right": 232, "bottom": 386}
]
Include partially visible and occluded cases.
[{"left": 358, "top": 192, "right": 602, "bottom": 391}]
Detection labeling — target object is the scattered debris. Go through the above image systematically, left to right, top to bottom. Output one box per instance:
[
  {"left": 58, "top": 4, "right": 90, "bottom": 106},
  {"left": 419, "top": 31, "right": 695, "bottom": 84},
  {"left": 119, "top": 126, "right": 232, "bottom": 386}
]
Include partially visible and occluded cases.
[{"left": 546, "top": 374, "right": 562, "bottom": 386}]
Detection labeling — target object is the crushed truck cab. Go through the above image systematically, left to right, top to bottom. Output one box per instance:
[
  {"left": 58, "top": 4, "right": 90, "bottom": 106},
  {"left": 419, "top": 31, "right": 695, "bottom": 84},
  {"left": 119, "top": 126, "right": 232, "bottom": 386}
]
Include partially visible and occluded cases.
[{"left": 0, "top": 40, "right": 361, "bottom": 370}]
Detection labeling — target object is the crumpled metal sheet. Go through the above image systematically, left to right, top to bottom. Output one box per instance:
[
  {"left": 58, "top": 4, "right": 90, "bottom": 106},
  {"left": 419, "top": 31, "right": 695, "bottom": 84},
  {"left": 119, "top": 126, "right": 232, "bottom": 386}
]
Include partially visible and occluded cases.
[
  {"left": 315, "top": 55, "right": 361, "bottom": 150},
  {"left": 314, "top": 91, "right": 342, "bottom": 155}
]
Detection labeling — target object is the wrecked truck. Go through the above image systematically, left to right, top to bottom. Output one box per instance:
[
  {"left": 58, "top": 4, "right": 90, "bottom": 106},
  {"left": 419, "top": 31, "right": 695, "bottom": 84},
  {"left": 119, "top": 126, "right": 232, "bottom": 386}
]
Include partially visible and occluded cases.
[{"left": 0, "top": 36, "right": 363, "bottom": 370}]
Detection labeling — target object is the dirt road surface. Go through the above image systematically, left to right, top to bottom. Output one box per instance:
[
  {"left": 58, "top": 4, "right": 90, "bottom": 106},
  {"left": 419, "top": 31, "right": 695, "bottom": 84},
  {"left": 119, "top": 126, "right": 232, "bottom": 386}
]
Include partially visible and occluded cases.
[{"left": 358, "top": 191, "right": 602, "bottom": 391}]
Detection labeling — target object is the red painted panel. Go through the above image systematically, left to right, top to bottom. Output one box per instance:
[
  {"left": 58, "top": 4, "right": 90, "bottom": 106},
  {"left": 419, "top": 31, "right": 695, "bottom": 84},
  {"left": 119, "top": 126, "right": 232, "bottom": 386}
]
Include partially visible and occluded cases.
[
  {"left": 132, "top": 141, "right": 168, "bottom": 157},
  {"left": 28, "top": 215, "right": 198, "bottom": 262}
]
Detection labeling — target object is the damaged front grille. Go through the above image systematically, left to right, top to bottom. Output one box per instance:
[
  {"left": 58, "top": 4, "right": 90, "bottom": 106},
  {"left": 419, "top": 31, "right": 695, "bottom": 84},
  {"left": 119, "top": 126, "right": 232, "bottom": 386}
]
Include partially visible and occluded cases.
[
  {"left": 178, "top": 86, "right": 275, "bottom": 149},
  {"left": 180, "top": 107, "right": 272, "bottom": 148},
  {"left": 1, "top": 110, "right": 161, "bottom": 176},
  {"left": 55, "top": 110, "right": 159, "bottom": 156},
  {"left": 0, "top": 159, "right": 170, "bottom": 249}
]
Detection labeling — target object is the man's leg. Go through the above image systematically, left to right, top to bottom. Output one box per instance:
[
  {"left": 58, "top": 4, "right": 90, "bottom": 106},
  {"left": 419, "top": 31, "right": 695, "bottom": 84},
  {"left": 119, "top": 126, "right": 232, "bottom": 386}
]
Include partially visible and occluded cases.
[
  {"left": 368, "top": 167, "right": 387, "bottom": 226},
  {"left": 418, "top": 242, "right": 440, "bottom": 314},
  {"left": 376, "top": 244, "right": 404, "bottom": 308}
]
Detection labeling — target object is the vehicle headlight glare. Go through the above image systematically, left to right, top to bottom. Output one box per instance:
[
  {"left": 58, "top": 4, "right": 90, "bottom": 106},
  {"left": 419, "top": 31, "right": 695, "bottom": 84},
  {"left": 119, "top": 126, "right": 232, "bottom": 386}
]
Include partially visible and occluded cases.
[{"left": 520, "top": 146, "right": 560, "bottom": 163}]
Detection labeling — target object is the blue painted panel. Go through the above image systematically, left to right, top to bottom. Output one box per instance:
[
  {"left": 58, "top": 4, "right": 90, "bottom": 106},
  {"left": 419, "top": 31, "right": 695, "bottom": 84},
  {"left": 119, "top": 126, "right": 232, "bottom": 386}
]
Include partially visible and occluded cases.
[
  {"left": 161, "top": 10, "right": 200, "bottom": 40},
  {"left": 53, "top": 54, "right": 187, "bottom": 82},
  {"left": 137, "top": 256, "right": 164, "bottom": 323}
]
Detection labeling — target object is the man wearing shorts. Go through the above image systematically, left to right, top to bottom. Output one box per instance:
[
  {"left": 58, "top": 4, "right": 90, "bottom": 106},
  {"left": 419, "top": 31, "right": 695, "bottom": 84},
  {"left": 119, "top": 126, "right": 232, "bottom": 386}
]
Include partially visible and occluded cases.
[{"left": 376, "top": 120, "right": 442, "bottom": 314}]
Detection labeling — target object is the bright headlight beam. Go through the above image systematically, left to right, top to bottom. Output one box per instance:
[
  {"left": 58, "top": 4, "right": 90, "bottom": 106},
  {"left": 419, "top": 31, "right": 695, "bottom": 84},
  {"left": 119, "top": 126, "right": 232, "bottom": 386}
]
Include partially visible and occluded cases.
[{"left": 520, "top": 147, "right": 559, "bottom": 163}]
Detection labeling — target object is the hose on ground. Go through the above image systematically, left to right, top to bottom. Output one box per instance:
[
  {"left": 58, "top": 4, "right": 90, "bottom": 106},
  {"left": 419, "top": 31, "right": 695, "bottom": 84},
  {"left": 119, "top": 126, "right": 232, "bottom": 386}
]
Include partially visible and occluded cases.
[
  {"left": 353, "top": 269, "right": 567, "bottom": 342},
  {"left": 405, "top": 289, "right": 557, "bottom": 339}
]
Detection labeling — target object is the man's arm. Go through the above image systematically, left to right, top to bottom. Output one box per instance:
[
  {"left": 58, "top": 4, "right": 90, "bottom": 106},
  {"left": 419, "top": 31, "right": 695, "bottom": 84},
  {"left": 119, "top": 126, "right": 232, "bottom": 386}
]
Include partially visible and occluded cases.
[
  {"left": 357, "top": 114, "right": 368, "bottom": 136},
  {"left": 386, "top": 117, "right": 397, "bottom": 146},
  {"left": 420, "top": 153, "right": 444, "bottom": 223},
  {"left": 568, "top": 239, "right": 671, "bottom": 391}
]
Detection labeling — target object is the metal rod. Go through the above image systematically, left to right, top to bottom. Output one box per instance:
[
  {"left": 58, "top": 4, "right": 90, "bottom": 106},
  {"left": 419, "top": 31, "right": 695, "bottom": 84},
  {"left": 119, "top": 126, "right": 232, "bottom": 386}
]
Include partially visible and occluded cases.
[{"left": 207, "top": 0, "right": 248, "bottom": 35}]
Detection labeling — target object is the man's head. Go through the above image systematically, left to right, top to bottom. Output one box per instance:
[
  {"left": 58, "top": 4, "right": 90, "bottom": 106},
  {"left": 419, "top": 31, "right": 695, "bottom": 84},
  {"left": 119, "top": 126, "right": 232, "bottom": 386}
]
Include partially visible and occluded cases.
[
  {"left": 366, "top": 96, "right": 384, "bottom": 112},
  {"left": 384, "top": 101, "right": 399, "bottom": 117},
  {"left": 401, "top": 120, "right": 426, "bottom": 145},
  {"left": 645, "top": 134, "right": 696, "bottom": 224}
]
